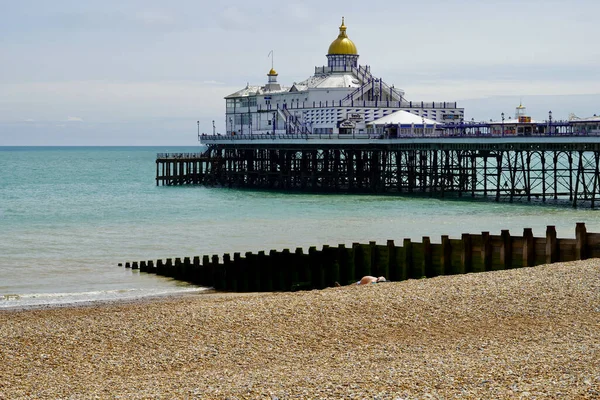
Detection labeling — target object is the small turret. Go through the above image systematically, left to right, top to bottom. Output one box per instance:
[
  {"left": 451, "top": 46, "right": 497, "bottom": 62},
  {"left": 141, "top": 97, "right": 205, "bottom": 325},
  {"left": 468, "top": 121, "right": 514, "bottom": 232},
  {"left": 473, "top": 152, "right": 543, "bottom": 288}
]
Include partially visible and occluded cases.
[
  {"left": 265, "top": 67, "right": 281, "bottom": 91},
  {"left": 515, "top": 102, "right": 531, "bottom": 123}
]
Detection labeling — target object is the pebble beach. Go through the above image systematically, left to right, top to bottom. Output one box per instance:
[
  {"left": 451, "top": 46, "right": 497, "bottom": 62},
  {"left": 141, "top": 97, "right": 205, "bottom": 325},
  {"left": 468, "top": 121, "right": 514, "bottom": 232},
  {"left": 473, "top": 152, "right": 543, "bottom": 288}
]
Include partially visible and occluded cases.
[{"left": 2, "top": 260, "right": 599, "bottom": 399}]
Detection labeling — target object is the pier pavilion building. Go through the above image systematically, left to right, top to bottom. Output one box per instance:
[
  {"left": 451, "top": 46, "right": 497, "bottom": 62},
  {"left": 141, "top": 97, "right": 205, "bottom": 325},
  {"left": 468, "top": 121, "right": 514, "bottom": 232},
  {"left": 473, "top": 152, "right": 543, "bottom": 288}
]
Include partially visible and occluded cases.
[
  {"left": 224, "top": 18, "right": 464, "bottom": 137},
  {"left": 182, "top": 19, "right": 600, "bottom": 208}
]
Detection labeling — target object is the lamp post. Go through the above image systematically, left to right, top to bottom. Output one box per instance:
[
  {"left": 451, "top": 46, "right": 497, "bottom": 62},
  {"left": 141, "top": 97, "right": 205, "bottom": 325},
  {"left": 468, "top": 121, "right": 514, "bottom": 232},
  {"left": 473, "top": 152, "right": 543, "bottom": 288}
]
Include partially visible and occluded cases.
[
  {"left": 549, "top": 110, "right": 553, "bottom": 134},
  {"left": 501, "top": 112, "right": 505, "bottom": 137},
  {"left": 197, "top": 120, "right": 200, "bottom": 140}
]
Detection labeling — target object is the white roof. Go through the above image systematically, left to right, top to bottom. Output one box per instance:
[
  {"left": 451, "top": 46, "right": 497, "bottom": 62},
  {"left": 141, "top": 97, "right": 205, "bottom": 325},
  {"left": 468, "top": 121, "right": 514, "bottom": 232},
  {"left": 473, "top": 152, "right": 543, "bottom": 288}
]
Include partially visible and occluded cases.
[
  {"left": 225, "top": 71, "right": 361, "bottom": 98},
  {"left": 297, "top": 73, "right": 361, "bottom": 89},
  {"left": 225, "top": 85, "right": 290, "bottom": 98},
  {"left": 371, "top": 110, "right": 440, "bottom": 125},
  {"left": 570, "top": 115, "right": 600, "bottom": 123}
]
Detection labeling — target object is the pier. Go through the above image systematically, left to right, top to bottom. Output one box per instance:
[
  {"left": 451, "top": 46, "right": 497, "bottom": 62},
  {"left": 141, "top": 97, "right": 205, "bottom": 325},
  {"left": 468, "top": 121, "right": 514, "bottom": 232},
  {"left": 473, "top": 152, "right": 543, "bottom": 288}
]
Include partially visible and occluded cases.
[
  {"left": 156, "top": 134, "right": 600, "bottom": 208},
  {"left": 124, "top": 223, "right": 598, "bottom": 292}
]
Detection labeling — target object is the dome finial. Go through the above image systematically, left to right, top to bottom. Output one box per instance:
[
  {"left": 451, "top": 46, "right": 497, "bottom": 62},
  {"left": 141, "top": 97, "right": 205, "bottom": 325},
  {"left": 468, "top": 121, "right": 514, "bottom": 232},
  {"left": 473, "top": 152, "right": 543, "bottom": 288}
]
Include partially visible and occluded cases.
[
  {"left": 339, "top": 16, "right": 347, "bottom": 37},
  {"left": 267, "top": 50, "right": 277, "bottom": 76}
]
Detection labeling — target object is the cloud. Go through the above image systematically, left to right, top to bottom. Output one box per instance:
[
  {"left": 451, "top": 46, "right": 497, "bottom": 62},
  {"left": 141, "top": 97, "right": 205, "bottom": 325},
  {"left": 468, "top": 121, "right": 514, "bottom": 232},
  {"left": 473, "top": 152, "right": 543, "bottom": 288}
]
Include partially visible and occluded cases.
[
  {"left": 219, "top": 6, "right": 252, "bottom": 31},
  {"left": 134, "top": 11, "right": 175, "bottom": 27},
  {"left": 0, "top": 80, "right": 238, "bottom": 124},
  {"left": 202, "top": 80, "right": 225, "bottom": 85}
]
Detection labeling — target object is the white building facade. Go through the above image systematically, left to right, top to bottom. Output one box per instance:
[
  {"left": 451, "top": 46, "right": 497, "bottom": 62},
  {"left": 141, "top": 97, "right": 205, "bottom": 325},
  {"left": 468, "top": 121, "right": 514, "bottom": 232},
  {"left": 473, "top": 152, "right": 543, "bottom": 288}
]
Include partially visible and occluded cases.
[{"left": 225, "top": 18, "right": 464, "bottom": 136}]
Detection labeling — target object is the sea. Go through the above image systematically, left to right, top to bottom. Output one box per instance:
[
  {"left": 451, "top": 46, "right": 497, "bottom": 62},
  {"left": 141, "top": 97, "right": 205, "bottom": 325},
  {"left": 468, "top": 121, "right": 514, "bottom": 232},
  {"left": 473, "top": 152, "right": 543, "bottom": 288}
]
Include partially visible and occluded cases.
[{"left": 1, "top": 146, "right": 598, "bottom": 309}]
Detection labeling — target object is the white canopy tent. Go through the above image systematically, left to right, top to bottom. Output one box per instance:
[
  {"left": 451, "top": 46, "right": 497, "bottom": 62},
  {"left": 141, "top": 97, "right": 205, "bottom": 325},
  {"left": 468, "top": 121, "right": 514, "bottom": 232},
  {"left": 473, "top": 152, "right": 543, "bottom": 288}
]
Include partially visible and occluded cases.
[
  {"left": 369, "top": 110, "right": 441, "bottom": 137},
  {"left": 370, "top": 110, "right": 440, "bottom": 126}
]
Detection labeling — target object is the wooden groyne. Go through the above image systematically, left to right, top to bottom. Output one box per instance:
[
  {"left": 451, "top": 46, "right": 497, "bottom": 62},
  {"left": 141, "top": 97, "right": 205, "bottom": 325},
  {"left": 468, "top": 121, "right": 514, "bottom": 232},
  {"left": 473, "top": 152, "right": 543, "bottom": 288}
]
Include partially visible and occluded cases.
[{"left": 122, "top": 223, "right": 599, "bottom": 291}]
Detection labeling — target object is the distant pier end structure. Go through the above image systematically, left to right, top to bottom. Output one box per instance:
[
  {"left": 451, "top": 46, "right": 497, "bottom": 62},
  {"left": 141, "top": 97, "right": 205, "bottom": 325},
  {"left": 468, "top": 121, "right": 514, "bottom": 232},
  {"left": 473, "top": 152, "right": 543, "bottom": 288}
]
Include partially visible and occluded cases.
[{"left": 157, "top": 19, "right": 600, "bottom": 208}]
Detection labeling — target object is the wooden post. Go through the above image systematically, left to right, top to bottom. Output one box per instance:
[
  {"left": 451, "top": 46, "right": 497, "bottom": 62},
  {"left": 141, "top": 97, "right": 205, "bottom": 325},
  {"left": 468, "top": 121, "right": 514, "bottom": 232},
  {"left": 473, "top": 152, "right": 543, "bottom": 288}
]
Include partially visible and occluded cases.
[
  {"left": 576, "top": 222, "right": 588, "bottom": 260},
  {"left": 545, "top": 225, "right": 558, "bottom": 264},
  {"left": 546, "top": 225, "right": 558, "bottom": 264},
  {"left": 523, "top": 228, "right": 534, "bottom": 267},
  {"left": 500, "top": 230, "right": 512, "bottom": 269},
  {"left": 481, "top": 232, "right": 491, "bottom": 271},
  {"left": 460, "top": 233, "right": 471, "bottom": 274},
  {"left": 441, "top": 235, "right": 451, "bottom": 275},
  {"left": 422, "top": 236, "right": 432, "bottom": 277},
  {"left": 403, "top": 238, "right": 414, "bottom": 278},
  {"left": 386, "top": 240, "right": 396, "bottom": 281},
  {"left": 396, "top": 240, "right": 408, "bottom": 281},
  {"left": 369, "top": 241, "right": 377, "bottom": 277},
  {"left": 352, "top": 243, "right": 364, "bottom": 280},
  {"left": 362, "top": 243, "right": 372, "bottom": 277},
  {"left": 337, "top": 244, "right": 349, "bottom": 285},
  {"left": 346, "top": 244, "right": 356, "bottom": 285},
  {"left": 321, "top": 245, "right": 331, "bottom": 288},
  {"left": 324, "top": 245, "right": 340, "bottom": 287},
  {"left": 308, "top": 246, "right": 323, "bottom": 289},
  {"left": 315, "top": 246, "right": 326, "bottom": 289},
  {"left": 294, "top": 247, "right": 311, "bottom": 291},
  {"left": 291, "top": 248, "right": 302, "bottom": 288},
  {"left": 279, "top": 249, "right": 291, "bottom": 290},
  {"left": 269, "top": 250, "right": 280, "bottom": 291},
  {"left": 254, "top": 251, "right": 266, "bottom": 291},
  {"left": 243, "top": 252, "right": 255, "bottom": 291},
  {"left": 217, "top": 253, "right": 231, "bottom": 290},
  {"left": 222, "top": 253, "right": 231, "bottom": 291},
  {"left": 231, "top": 253, "right": 241, "bottom": 292},
  {"left": 202, "top": 255, "right": 212, "bottom": 287},
  {"left": 210, "top": 255, "right": 221, "bottom": 290},
  {"left": 179, "top": 256, "right": 188, "bottom": 278},
  {"left": 192, "top": 256, "right": 201, "bottom": 285},
  {"left": 183, "top": 257, "right": 191, "bottom": 281},
  {"left": 165, "top": 258, "right": 173, "bottom": 277},
  {"left": 174, "top": 258, "right": 182, "bottom": 279},
  {"left": 156, "top": 259, "right": 164, "bottom": 275},
  {"left": 139, "top": 260, "right": 147, "bottom": 272},
  {"left": 147, "top": 260, "right": 156, "bottom": 273},
  {"left": 132, "top": 261, "right": 139, "bottom": 270},
  {"left": 125, "top": 262, "right": 131, "bottom": 269}
]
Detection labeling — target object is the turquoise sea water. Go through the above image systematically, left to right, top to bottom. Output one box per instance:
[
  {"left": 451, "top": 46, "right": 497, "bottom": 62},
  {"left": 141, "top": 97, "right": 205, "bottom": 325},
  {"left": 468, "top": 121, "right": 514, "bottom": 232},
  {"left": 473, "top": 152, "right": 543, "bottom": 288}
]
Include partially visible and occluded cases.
[{"left": 1, "top": 146, "right": 598, "bottom": 308}]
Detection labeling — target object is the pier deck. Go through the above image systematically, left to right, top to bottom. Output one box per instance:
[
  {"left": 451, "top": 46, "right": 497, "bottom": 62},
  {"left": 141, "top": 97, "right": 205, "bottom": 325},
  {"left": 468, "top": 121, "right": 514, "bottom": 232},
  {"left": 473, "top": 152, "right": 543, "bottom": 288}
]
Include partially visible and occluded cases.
[{"left": 157, "top": 135, "right": 600, "bottom": 208}]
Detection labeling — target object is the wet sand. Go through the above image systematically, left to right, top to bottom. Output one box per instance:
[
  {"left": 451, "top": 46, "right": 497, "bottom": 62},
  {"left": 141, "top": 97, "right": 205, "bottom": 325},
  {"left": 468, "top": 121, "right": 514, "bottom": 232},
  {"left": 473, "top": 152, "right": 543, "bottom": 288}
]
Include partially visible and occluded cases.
[{"left": 1, "top": 260, "right": 599, "bottom": 399}]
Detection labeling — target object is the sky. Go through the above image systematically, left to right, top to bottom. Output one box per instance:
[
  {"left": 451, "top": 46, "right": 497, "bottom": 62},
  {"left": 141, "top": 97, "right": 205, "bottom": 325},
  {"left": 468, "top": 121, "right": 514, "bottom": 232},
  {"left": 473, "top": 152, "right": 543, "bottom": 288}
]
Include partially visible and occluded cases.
[{"left": 1, "top": 0, "right": 599, "bottom": 145}]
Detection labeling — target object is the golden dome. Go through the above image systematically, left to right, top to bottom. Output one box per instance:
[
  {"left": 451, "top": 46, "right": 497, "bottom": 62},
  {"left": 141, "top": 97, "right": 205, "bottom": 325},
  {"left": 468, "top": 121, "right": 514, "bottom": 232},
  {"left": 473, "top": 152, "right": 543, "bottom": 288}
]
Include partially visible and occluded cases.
[
  {"left": 327, "top": 17, "right": 358, "bottom": 55},
  {"left": 268, "top": 68, "right": 277, "bottom": 76}
]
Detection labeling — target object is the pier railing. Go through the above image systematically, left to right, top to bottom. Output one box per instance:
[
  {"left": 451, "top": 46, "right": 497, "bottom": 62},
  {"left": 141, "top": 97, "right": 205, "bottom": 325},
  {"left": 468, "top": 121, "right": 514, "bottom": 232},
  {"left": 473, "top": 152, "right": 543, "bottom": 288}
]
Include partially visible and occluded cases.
[
  {"left": 252, "top": 100, "right": 458, "bottom": 112},
  {"left": 198, "top": 130, "right": 600, "bottom": 142},
  {"left": 156, "top": 152, "right": 207, "bottom": 159},
  {"left": 123, "top": 223, "right": 596, "bottom": 292}
]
